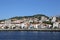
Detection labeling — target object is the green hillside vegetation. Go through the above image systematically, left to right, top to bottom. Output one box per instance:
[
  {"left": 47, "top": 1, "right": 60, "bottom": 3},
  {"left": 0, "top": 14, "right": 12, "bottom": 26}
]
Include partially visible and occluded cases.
[
  {"left": 0, "top": 14, "right": 49, "bottom": 21},
  {"left": 10, "top": 14, "right": 49, "bottom": 20}
]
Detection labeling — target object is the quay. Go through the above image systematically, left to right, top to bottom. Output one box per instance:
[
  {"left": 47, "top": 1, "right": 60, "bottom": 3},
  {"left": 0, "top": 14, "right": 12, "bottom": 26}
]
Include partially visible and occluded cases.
[{"left": 0, "top": 29, "right": 60, "bottom": 32}]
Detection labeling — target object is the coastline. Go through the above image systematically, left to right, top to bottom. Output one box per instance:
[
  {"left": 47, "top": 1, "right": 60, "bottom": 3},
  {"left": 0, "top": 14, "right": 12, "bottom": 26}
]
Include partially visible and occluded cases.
[{"left": 0, "top": 29, "right": 60, "bottom": 32}]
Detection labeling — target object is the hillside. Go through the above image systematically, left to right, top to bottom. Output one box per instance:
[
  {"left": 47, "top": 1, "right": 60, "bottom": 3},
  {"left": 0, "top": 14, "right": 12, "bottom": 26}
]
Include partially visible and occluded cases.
[
  {"left": 0, "top": 14, "right": 49, "bottom": 21},
  {"left": 10, "top": 14, "right": 49, "bottom": 20}
]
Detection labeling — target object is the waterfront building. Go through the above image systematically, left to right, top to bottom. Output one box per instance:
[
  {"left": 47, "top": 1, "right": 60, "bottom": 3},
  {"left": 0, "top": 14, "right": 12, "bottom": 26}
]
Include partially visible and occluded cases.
[
  {"left": 51, "top": 16, "right": 56, "bottom": 23},
  {"left": 5, "top": 19, "right": 11, "bottom": 26},
  {"left": 0, "top": 22, "right": 5, "bottom": 29},
  {"left": 20, "top": 22, "right": 30, "bottom": 29},
  {"left": 53, "top": 22, "right": 59, "bottom": 28},
  {"left": 17, "top": 23, "right": 24, "bottom": 29},
  {"left": 28, "top": 23, "right": 40, "bottom": 29},
  {"left": 39, "top": 23, "right": 43, "bottom": 29},
  {"left": 40, "top": 23, "right": 48, "bottom": 29},
  {"left": 10, "top": 24, "right": 16, "bottom": 29},
  {"left": 28, "top": 24, "right": 34, "bottom": 29},
  {"left": 31, "top": 24, "right": 39, "bottom": 29},
  {"left": 48, "top": 24, "right": 52, "bottom": 28}
]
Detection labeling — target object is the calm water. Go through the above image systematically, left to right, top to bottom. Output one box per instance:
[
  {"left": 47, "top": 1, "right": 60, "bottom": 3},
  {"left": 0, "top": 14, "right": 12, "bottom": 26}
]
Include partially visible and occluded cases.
[{"left": 0, "top": 31, "right": 60, "bottom": 40}]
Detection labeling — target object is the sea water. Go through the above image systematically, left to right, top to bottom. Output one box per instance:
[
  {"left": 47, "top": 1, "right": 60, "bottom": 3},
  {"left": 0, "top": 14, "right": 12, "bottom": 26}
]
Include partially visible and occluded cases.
[{"left": 0, "top": 31, "right": 60, "bottom": 40}]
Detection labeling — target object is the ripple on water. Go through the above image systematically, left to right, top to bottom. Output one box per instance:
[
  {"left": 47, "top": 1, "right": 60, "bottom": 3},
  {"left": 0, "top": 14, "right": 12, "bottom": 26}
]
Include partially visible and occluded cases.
[{"left": 0, "top": 31, "right": 60, "bottom": 40}]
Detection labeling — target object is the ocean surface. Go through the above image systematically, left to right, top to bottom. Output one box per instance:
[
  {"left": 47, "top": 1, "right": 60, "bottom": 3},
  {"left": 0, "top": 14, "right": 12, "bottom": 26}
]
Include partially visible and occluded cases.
[{"left": 0, "top": 31, "right": 60, "bottom": 40}]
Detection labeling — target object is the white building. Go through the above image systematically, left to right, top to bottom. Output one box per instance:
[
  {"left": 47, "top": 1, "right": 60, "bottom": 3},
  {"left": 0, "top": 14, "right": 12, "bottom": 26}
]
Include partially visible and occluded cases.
[
  {"left": 41, "top": 16, "right": 47, "bottom": 21},
  {"left": 51, "top": 16, "right": 56, "bottom": 23},
  {"left": 4, "top": 19, "right": 11, "bottom": 27},
  {"left": 46, "top": 19, "right": 49, "bottom": 21},
  {"left": 29, "top": 20, "right": 33, "bottom": 23},
  {"left": 20, "top": 22, "right": 30, "bottom": 29},
  {"left": 53, "top": 22, "right": 59, "bottom": 28},
  {"left": 20, "top": 23, "right": 25, "bottom": 29},
  {"left": 28, "top": 23, "right": 41, "bottom": 29},
  {"left": 39, "top": 23, "right": 49, "bottom": 29},
  {"left": 10, "top": 24, "right": 16, "bottom": 29},
  {"left": 28, "top": 24, "right": 33, "bottom": 29},
  {"left": 33, "top": 24, "right": 39, "bottom": 29},
  {"left": 40, "top": 24, "right": 46, "bottom": 28},
  {"left": 48, "top": 24, "right": 52, "bottom": 28}
]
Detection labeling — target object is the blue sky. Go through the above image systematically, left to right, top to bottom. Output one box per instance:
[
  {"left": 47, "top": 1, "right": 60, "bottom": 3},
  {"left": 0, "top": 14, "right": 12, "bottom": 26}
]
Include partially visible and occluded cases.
[{"left": 0, "top": 0, "right": 60, "bottom": 19}]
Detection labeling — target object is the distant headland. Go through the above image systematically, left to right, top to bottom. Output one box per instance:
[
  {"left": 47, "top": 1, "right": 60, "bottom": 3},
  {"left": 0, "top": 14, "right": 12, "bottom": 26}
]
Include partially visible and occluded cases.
[{"left": 0, "top": 14, "right": 60, "bottom": 31}]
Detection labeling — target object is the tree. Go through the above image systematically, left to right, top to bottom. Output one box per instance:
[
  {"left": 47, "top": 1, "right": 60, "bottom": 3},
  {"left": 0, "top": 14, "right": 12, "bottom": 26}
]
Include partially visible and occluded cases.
[{"left": 43, "top": 21, "right": 53, "bottom": 25}]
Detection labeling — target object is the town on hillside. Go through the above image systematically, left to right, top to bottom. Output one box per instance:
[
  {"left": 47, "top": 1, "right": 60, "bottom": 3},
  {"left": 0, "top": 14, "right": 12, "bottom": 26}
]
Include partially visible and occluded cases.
[{"left": 0, "top": 14, "right": 60, "bottom": 30}]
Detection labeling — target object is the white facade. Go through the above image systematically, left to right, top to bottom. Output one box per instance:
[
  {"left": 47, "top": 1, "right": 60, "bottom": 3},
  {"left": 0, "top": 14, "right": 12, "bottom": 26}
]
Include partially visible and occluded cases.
[
  {"left": 41, "top": 16, "right": 47, "bottom": 21},
  {"left": 51, "top": 16, "right": 56, "bottom": 23},
  {"left": 5, "top": 19, "right": 11, "bottom": 27},
  {"left": 46, "top": 19, "right": 49, "bottom": 21},
  {"left": 29, "top": 20, "right": 33, "bottom": 23},
  {"left": 20, "top": 22, "right": 29, "bottom": 29},
  {"left": 53, "top": 22, "right": 59, "bottom": 28},
  {"left": 20, "top": 23, "right": 25, "bottom": 29},
  {"left": 11, "top": 24, "right": 16, "bottom": 29},
  {"left": 28, "top": 24, "right": 34, "bottom": 29},
  {"left": 29, "top": 24, "right": 39, "bottom": 29},
  {"left": 33, "top": 24, "right": 39, "bottom": 29},
  {"left": 39, "top": 24, "right": 45, "bottom": 28},
  {"left": 48, "top": 24, "right": 52, "bottom": 28},
  {"left": 40, "top": 25, "right": 46, "bottom": 28}
]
